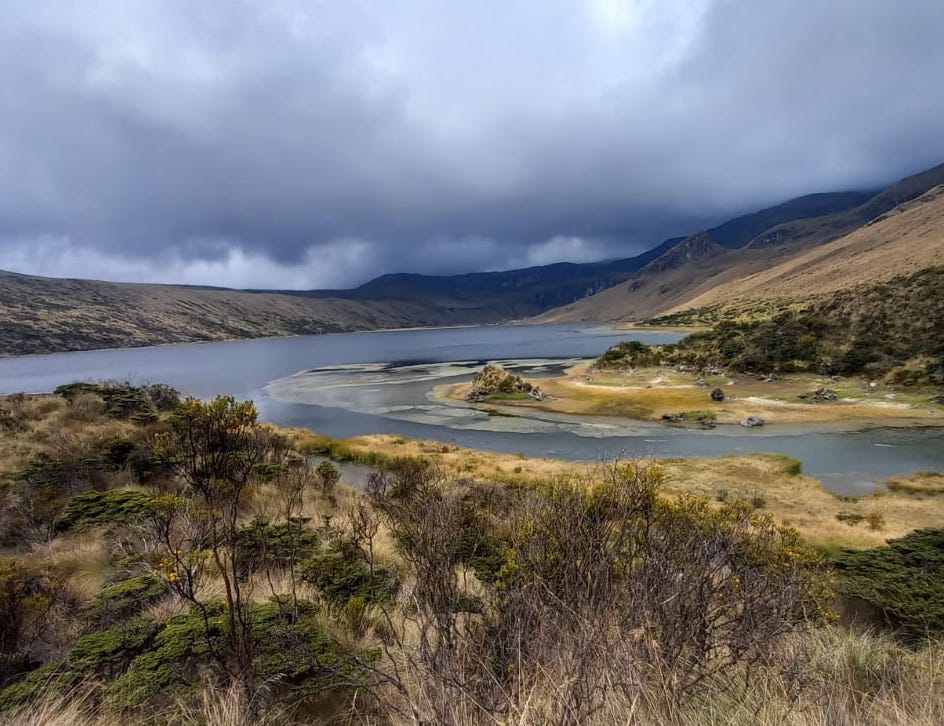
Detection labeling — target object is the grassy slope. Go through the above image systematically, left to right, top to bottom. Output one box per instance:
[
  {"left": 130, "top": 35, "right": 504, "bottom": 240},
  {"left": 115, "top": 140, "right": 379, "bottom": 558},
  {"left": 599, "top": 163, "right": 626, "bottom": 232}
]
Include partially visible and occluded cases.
[
  {"left": 538, "top": 166, "right": 944, "bottom": 325},
  {"left": 675, "top": 185, "right": 944, "bottom": 311},
  {"left": 0, "top": 271, "right": 460, "bottom": 356},
  {"left": 2, "top": 393, "right": 943, "bottom": 725}
]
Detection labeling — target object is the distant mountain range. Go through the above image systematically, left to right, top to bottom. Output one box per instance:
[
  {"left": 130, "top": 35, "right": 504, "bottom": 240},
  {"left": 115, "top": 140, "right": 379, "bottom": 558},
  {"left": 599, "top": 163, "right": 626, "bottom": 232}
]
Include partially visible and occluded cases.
[
  {"left": 1, "top": 161, "right": 943, "bottom": 356},
  {"left": 536, "top": 161, "right": 944, "bottom": 323}
]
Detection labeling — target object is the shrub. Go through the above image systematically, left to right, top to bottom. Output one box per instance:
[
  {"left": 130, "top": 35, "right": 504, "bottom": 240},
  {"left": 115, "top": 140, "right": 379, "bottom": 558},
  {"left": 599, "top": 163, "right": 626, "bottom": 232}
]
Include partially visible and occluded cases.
[
  {"left": 56, "top": 489, "right": 156, "bottom": 533},
  {"left": 235, "top": 517, "right": 321, "bottom": 577},
  {"left": 831, "top": 528, "right": 944, "bottom": 640},
  {"left": 302, "top": 537, "right": 398, "bottom": 605},
  {"left": 0, "top": 559, "right": 58, "bottom": 685},
  {"left": 83, "top": 576, "right": 169, "bottom": 631}
]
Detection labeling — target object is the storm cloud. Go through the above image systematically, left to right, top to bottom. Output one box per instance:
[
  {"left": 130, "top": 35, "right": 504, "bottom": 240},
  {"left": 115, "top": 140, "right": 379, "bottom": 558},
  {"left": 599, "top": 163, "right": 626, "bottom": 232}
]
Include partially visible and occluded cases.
[{"left": 1, "top": 1, "right": 943, "bottom": 288}]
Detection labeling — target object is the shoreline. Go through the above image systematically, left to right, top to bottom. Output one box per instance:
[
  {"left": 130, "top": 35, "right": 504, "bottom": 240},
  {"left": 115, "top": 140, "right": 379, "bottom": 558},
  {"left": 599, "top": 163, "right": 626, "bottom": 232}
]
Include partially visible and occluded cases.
[
  {"left": 435, "top": 363, "right": 944, "bottom": 430},
  {"left": 289, "top": 429, "right": 944, "bottom": 551}
]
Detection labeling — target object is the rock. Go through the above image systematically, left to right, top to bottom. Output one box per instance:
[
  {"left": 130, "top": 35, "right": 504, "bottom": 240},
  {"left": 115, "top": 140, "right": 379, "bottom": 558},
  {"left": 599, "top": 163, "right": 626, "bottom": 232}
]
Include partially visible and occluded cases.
[
  {"left": 466, "top": 363, "right": 540, "bottom": 402},
  {"left": 695, "top": 378, "right": 709, "bottom": 388},
  {"left": 813, "top": 387, "right": 837, "bottom": 401},
  {"left": 710, "top": 388, "right": 725, "bottom": 402},
  {"left": 931, "top": 395, "right": 944, "bottom": 405},
  {"left": 661, "top": 413, "right": 685, "bottom": 423},
  {"left": 741, "top": 416, "right": 765, "bottom": 427}
]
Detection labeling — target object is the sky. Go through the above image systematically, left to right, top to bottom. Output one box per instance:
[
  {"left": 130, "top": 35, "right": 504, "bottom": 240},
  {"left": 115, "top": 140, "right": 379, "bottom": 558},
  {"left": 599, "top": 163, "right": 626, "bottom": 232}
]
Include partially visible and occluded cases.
[{"left": 1, "top": 0, "right": 943, "bottom": 290}]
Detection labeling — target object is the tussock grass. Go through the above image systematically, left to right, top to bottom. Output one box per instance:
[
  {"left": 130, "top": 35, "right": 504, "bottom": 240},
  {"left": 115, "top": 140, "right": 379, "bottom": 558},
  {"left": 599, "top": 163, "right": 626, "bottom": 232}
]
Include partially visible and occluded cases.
[{"left": 886, "top": 471, "right": 944, "bottom": 496}]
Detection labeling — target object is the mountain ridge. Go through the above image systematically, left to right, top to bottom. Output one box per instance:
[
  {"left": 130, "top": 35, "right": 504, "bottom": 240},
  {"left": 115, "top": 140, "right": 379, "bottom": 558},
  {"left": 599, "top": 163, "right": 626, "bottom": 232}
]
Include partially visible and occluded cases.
[{"left": 2, "top": 160, "right": 943, "bottom": 356}]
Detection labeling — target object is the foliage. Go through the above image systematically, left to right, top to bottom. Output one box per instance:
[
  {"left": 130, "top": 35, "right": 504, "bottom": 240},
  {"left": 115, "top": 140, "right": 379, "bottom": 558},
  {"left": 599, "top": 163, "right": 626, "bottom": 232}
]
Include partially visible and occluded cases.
[
  {"left": 635, "top": 267, "right": 944, "bottom": 382},
  {"left": 596, "top": 340, "right": 665, "bottom": 369},
  {"left": 54, "top": 382, "right": 179, "bottom": 422},
  {"left": 367, "top": 459, "right": 832, "bottom": 722},
  {"left": 315, "top": 461, "right": 340, "bottom": 496},
  {"left": 56, "top": 489, "right": 157, "bottom": 533},
  {"left": 235, "top": 517, "right": 321, "bottom": 576},
  {"left": 832, "top": 528, "right": 944, "bottom": 640},
  {"left": 302, "top": 536, "right": 398, "bottom": 605},
  {"left": 0, "top": 559, "right": 58, "bottom": 685},
  {"left": 83, "top": 576, "right": 169, "bottom": 631},
  {"left": 0, "top": 599, "right": 368, "bottom": 713}
]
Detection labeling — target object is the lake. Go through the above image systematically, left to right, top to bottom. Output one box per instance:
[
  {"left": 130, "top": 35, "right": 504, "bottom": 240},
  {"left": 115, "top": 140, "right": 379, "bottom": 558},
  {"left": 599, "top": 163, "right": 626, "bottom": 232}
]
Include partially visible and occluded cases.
[{"left": 1, "top": 324, "right": 942, "bottom": 494}]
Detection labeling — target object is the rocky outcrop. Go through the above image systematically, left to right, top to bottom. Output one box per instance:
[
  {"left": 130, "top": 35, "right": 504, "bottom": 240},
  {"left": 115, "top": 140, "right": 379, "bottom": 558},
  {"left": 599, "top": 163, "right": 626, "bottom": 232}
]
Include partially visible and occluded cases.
[{"left": 467, "top": 364, "right": 544, "bottom": 403}]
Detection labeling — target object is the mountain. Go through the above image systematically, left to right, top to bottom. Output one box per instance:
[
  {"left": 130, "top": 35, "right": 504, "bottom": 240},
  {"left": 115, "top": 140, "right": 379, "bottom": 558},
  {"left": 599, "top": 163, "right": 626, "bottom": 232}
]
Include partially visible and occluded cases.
[
  {"left": 2, "top": 161, "right": 942, "bottom": 356},
  {"left": 537, "top": 162, "right": 944, "bottom": 324},
  {"left": 667, "top": 183, "right": 944, "bottom": 313},
  {"left": 286, "top": 234, "right": 687, "bottom": 319},
  {"left": 0, "top": 272, "right": 447, "bottom": 357}
]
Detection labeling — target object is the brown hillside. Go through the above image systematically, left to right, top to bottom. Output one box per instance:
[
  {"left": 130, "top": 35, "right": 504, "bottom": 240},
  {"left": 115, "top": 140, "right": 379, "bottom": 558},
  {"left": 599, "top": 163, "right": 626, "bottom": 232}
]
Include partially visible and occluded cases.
[
  {"left": 538, "top": 182, "right": 944, "bottom": 325},
  {"left": 675, "top": 185, "right": 944, "bottom": 312},
  {"left": 0, "top": 272, "right": 455, "bottom": 356}
]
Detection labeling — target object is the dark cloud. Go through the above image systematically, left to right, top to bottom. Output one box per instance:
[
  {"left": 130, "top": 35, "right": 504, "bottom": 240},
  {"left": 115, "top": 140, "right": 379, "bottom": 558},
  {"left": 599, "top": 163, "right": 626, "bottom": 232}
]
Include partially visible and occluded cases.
[{"left": 1, "top": 1, "right": 942, "bottom": 288}]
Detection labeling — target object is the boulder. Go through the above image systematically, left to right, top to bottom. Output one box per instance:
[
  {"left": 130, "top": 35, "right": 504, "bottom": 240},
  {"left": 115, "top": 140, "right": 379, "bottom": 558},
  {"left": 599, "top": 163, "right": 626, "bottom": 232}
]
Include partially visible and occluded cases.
[
  {"left": 466, "top": 363, "right": 540, "bottom": 402},
  {"left": 813, "top": 387, "right": 837, "bottom": 401},
  {"left": 710, "top": 388, "right": 725, "bottom": 402},
  {"left": 741, "top": 416, "right": 765, "bottom": 427}
]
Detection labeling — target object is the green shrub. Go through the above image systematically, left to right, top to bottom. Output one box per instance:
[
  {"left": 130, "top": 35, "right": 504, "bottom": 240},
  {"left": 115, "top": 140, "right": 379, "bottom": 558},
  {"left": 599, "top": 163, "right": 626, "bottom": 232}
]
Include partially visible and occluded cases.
[
  {"left": 596, "top": 340, "right": 664, "bottom": 369},
  {"left": 54, "top": 382, "right": 179, "bottom": 422},
  {"left": 56, "top": 489, "right": 156, "bottom": 533},
  {"left": 235, "top": 517, "right": 321, "bottom": 576},
  {"left": 831, "top": 528, "right": 944, "bottom": 640},
  {"left": 302, "top": 538, "right": 398, "bottom": 605},
  {"left": 83, "top": 576, "right": 169, "bottom": 630}
]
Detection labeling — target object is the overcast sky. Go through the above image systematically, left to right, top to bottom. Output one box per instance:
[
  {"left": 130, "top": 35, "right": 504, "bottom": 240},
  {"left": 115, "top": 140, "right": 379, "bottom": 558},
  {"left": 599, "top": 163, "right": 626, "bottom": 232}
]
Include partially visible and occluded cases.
[{"left": 1, "top": 1, "right": 943, "bottom": 289}]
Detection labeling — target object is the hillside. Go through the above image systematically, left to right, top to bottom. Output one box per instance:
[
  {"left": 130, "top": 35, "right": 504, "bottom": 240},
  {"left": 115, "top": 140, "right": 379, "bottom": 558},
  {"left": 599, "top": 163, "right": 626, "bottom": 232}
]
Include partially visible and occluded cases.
[
  {"left": 3, "top": 162, "right": 942, "bottom": 357},
  {"left": 537, "top": 162, "right": 944, "bottom": 324},
  {"left": 671, "top": 185, "right": 944, "bottom": 310},
  {"left": 0, "top": 271, "right": 448, "bottom": 357},
  {"left": 0, "top": 387, "right": 941, "bottom": 725}
]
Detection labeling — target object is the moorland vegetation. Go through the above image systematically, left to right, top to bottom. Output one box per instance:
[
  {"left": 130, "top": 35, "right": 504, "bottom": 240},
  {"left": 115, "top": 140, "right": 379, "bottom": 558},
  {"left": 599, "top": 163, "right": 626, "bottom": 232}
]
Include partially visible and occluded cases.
[{"left": 0, "top": 384, "right": 941, "bottom": 725}]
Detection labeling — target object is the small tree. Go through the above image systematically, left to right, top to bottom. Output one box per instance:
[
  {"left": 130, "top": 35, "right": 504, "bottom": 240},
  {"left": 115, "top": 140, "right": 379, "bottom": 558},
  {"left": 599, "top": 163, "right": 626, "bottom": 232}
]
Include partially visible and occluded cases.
[
  {"left": 153, "top": 396, "right": 286, "bottom": 692},
  {"left": 316, "top": 460, "right": 341, "bottom": 496}
]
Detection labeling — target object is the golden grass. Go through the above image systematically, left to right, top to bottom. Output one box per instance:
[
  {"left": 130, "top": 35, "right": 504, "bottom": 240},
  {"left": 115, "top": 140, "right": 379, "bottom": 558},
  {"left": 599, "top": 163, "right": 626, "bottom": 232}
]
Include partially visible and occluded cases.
[
  {"left": 679, "top": 185, "right": 944, "bottom": 311},
  {"left": 439, "top": 367, "right": 943, "bottom": 427},
  {"left": 338, "top": 434, "right": 944, "bottom": 550},
  {"left": 886, "top": 471, "right": 944, "bottom": 496},
  {"left": 25, "top": 534, "right": 114, "bottom": 604}
]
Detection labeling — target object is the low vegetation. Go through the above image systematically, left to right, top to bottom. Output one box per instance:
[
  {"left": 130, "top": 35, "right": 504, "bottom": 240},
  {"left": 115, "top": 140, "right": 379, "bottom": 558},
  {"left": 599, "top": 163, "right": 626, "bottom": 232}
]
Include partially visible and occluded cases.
[
  {"left": 634, "top": 267, "right": 944, "bottom": 385},
  {"left": 0, "top": 386, "right": 941, "bottom": 724}
]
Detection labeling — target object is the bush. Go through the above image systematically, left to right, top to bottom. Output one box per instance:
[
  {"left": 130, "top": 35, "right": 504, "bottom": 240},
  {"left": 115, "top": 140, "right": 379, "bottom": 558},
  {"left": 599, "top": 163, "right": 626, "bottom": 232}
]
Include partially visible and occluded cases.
[
  {"left": 596, "top": 340, "right": 663, "bottom": 369},
  {"left": 54, "top": 382, "right": 179, "bottom": 422},
  {"left": 56, "top": 489, "right": 157, "bottom": 533},
  {"left": 235, "top": 517, "right": 321, "bottom": 577},
  {"left": 832, "top": 529, "right": 944, "bottom": 640},
  {"left": 302, "top": 537, "right": 398, "bottom": 605},
  {"left": 83, "top": 576, "right": 169, "bottom": 631}
]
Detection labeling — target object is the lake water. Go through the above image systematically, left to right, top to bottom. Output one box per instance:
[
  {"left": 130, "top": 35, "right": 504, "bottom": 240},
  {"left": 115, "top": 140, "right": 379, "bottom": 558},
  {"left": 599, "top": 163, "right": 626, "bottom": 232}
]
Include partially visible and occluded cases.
[{"left": 1, "top": 324, "right": 942, "bottom": 494}]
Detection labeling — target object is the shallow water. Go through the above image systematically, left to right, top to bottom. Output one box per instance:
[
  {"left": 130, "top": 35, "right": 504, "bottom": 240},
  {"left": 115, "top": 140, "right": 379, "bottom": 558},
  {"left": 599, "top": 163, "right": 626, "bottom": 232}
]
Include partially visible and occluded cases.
[{"left": 1, "top": 324, "right": 942, "bottom": 494}]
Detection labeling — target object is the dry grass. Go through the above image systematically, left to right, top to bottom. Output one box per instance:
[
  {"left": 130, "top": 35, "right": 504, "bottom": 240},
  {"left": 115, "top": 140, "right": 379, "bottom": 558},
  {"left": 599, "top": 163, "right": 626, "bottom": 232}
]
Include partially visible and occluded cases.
[
  {"left": 679, "top": 185, "right": 944, "bottom": 312},
  {"left": 438, "top": 367, "right": 943, "bottom": 426},
  {"left": 338, "top": 434, "right": 944, "bottom": 550},
  {"left": 886, "top": 471, "right": 944, "bottom": 496},
  {"left": 25, "top": 534, "right": 114, "bottom": 603},
  {"left": 372, "top": 628, "right": 944, "bottom": 726}
]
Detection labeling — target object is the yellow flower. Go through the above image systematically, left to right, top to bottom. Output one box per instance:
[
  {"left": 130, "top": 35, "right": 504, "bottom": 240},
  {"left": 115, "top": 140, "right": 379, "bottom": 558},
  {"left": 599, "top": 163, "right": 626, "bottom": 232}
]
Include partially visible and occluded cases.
[{"left": 168, "top": 572, "right": 179, "bottom": 583}]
